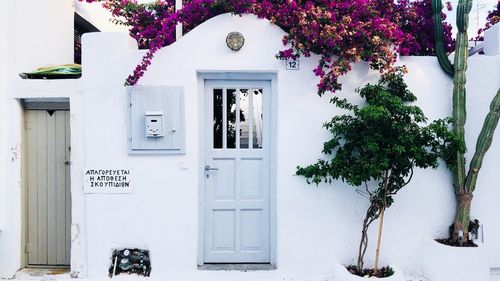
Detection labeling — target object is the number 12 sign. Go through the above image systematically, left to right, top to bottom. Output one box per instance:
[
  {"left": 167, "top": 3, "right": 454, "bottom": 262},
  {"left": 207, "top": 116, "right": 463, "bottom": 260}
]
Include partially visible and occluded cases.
[{"left": 285, "top": 59, "right": 300, "bottom": 70}]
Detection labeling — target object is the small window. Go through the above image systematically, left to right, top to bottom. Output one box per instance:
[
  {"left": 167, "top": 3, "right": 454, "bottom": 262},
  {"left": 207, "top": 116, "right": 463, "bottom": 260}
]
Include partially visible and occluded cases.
[{"left": 211, "top": 88, "right": 263, "bottom": 149}]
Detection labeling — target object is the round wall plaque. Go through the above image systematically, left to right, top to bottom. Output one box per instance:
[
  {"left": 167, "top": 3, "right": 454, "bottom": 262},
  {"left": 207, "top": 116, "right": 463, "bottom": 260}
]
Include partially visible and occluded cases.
[{"left": 226, "top": 32, "right": 245, "bottom": 51}]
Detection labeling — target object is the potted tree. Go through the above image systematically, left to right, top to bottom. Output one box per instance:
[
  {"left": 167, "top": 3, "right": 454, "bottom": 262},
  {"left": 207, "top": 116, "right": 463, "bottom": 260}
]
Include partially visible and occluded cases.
[
  {"left": 422, "top": 1, "right": 500, "bottom": 280},
  {"left": 296, "top": 68, "right": 455, "bottom": 279}
]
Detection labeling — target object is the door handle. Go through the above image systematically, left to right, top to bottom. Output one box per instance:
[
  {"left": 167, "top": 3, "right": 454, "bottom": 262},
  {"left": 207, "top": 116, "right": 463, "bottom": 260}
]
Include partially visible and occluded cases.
[{"left": 205, "top": 165, "right": 219, "bottom": 171}]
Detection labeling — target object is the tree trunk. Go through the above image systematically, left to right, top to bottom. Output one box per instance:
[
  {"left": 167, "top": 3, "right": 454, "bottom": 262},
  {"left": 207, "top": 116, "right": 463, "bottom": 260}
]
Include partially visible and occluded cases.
[
  {"left": 452, "top": 193, "right": 473, "bottom": 243},
  {"left": 357, "top": 205, "right": 374, "bottom": 272},
  {"left": 373, "top": 206, "right": 385, "bottom": 275}
]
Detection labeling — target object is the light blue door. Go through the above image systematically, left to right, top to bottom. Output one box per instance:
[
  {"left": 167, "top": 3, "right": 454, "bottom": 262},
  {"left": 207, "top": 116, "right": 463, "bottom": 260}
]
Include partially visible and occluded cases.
[{"left": 204, "top": 80, "right": 271, "bottom": 263}]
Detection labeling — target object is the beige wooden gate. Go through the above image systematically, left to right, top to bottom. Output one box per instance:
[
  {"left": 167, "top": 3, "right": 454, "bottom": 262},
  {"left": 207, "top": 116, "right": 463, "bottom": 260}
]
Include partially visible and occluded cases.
[{"left": 25, "top": 110, "right": 71, "bottom": 266}]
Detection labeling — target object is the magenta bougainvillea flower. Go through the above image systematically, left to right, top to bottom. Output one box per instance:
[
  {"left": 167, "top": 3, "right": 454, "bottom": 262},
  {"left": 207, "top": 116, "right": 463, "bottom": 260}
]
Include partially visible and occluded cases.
[
  {"left": 80, "top": 0, "right": 454, "bottom": 95},
  {"left": 475, "top": 3, "right": 499, "bottom": 42}
]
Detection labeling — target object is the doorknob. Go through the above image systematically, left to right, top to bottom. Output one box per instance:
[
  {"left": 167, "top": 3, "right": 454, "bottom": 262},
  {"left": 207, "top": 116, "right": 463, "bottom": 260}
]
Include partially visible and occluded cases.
[{"left": 205, "top": 165, "right": 219, "bottom": 171}]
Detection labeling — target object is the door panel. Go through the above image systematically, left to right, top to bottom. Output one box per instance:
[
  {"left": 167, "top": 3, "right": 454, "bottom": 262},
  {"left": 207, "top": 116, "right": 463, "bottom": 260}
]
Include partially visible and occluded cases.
[
  {"left": 204, "top": 80, "right": 271, "bottom": 263},
  {"left": 26, "top": 110, "right": 71, "bottom": 266},
  {"left": 212, "top": 159, "right": 236, "bottom": 200},
  {"left": 239, "top": 159, "right": 263, "bottom": 199},
  {"left": 240, "top": 209, "right": 264, "bottom": 251},
  {"left": 213, "top": 210, "right": 236, "bottom": 251}
]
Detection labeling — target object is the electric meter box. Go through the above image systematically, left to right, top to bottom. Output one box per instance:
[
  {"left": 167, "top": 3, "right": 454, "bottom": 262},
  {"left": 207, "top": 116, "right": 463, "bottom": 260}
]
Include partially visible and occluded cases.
[{"left": 128, "top": 86, "right": 184, "bottom": 154}]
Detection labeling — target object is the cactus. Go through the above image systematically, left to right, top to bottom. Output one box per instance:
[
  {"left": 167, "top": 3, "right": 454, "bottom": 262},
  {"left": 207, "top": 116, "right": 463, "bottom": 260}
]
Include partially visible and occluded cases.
[
  {"left": 432, "top": 0, "right": 454, "bottom": 76},
  {"left": 433, "top": 0, "right": 500, "bottom": 243},
  {"left": 466, "top": 90, "right": 500, "bottom": 193}
]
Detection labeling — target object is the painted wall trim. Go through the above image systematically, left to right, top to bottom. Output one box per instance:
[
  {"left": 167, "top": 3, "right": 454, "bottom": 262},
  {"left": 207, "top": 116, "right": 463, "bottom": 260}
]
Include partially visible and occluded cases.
[{"left": 21, "top": 98, "right": 70, "bottom": 110}]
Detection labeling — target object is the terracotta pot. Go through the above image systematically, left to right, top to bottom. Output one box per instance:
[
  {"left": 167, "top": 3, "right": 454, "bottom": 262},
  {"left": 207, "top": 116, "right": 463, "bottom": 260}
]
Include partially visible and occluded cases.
[
  {"left": 422, "top": 239, "right": 489, "bottom": 281},
  {"left": 333, "top": 263, "right": 405, "bottom": 280}
]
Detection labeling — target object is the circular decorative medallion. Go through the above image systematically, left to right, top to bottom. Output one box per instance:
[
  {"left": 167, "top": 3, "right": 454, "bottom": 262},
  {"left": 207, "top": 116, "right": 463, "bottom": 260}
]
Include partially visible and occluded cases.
[{"left": 226, "top": 32, "right": 245, "bottom": 51}]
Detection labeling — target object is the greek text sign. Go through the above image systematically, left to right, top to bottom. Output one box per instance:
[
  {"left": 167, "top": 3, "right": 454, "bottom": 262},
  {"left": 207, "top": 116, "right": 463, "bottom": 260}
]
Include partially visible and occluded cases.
[{"left": 84, "top": 169, "right": 133, "bottom": 193}]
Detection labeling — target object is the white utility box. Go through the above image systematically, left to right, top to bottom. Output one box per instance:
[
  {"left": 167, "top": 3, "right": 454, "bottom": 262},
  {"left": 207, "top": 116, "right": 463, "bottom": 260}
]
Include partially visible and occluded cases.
[{"left": 128, "top": 86, "right": 184, "bottom": 154}]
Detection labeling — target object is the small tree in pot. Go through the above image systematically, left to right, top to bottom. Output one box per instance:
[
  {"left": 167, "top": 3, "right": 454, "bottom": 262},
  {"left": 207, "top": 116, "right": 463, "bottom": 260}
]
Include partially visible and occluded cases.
[{"left": 296, "top": 68, "right": 455, "bottom": 277}]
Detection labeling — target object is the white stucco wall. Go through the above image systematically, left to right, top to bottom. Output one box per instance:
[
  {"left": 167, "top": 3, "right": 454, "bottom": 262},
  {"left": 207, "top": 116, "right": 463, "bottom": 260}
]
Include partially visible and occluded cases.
[
  {"left": 0, "top": 0, "right": 75, "bottom": 277},
  {"left": 0, "top": 0, "right": 8, "bottom": 232},
  {"left": 6, "top": 0, "right": 74, "bottom": 76},
  {"left": 0, "top": 1, "right": 10, "bottom": 275},
  {"left": 1, "top": 11, "right": 499, "bottom": 281},
  {"left": 79, "top": 14, "right": 499, "bottom": 279},
  {"left": 484, "top": 24, "right": 500, "bottom": 56}
]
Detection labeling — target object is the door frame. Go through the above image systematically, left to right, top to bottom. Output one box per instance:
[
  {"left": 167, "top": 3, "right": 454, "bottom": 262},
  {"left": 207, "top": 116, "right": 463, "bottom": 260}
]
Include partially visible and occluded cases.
[
  {"left": 196, "top": 72, "right": 277, "bottom": 266},
  {"left": 21, "top": 98, "right": 72, "bottom": 268}
]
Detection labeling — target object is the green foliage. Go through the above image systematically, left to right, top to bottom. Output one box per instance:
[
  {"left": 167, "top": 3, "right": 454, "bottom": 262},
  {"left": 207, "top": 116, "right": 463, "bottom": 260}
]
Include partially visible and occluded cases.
[
  {"left": 296, "top": 68, "right": 458, "bottom": 270},
  {"left": 297, "top": 68, "right": 454, "bottom": 196}
]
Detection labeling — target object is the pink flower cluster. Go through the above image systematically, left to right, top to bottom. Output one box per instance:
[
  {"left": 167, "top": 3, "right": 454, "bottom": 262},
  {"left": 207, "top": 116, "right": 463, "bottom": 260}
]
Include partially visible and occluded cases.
[
  {"left": 80, "top": 0, "right": 454, "bottom": 94},
  {"left": 396, "top": 0, "right": 454, "bottom": 56},
  {"left": 475, "top": 3, "right": 499, "bottom": 42}
]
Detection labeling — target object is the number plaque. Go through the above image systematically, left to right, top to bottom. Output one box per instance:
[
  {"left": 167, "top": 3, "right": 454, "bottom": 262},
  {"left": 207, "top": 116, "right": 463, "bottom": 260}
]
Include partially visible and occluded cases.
[{"left": 285, "top": 59, "right": 300, "bottom": 70}]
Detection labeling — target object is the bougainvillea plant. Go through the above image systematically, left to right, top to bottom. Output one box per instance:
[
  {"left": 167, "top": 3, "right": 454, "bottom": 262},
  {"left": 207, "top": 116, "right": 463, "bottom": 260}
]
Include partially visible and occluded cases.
[
  {"left": 80, "top": 0, "right": 453, "bottom": 94},
  {"left": 396, "top": 0, "right": 454, "bottom": 55},
  {"left": 475, "top": 2, "right": 500, "bottom": 42}
]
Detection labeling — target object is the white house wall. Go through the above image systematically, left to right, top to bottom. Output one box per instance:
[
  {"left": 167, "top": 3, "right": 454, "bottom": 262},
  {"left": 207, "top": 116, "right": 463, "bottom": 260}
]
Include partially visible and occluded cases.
[
  {"left": 0, "top": 0, "right": 76, "bottom": 277},
  {"left": 0, "top": 0, "right": 8, "bottom": 255},
  {"left": 5, "top": 0, "right": 74, "bottom": 77},
  {"left": 1, "top": 11, "right": 499, "bottom": 280},
  {"left": 80, "top": 14, "right": 500, "bottom": 279}
]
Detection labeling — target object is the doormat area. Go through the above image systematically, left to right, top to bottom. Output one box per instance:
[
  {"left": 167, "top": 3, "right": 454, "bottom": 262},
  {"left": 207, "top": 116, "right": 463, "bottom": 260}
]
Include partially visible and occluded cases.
[{"left": 14, "top": 268, "right": 70, "bottom": 279}]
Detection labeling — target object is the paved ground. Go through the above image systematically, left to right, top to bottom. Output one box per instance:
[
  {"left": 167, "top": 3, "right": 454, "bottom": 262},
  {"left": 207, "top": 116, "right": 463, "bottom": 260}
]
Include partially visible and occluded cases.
[
  {"left": 7, "top": 269, "right": 500, "bottom": 281},
  {"left": 5, "top": 271, "right": 431, "bottom": 281}
]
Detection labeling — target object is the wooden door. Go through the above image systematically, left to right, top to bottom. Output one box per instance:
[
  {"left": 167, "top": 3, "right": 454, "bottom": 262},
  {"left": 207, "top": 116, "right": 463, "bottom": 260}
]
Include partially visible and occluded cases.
[
  {"left": 203, "top": 80, "right": 271, "bottom": 263},
  {"left": 25, "top": 110, "right": 71, "bottom": 266}
]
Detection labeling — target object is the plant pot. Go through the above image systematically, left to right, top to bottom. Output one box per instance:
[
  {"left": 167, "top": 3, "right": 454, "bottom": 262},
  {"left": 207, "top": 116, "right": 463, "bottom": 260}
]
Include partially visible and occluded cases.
[
  {"left": 422, "top": 239, "right": 489, "bottom": 281},
  {"left": 333, "top": 263, "right": 405, "bottom": 280}
]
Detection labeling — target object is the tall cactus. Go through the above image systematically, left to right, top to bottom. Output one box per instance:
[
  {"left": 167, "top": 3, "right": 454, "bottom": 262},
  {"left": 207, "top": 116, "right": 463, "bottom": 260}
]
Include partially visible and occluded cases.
[
  {"left": 432, "top": 0, "right": 454, "bottom": 76},
  {"left": 433, "top": 0, "right": 500, "bottom": 243}
]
